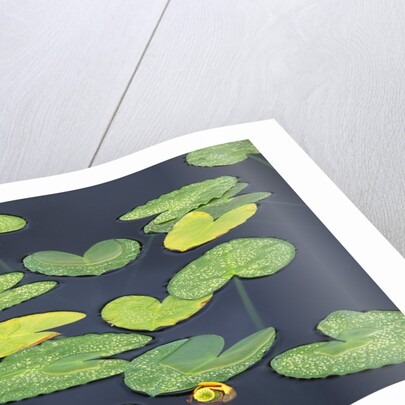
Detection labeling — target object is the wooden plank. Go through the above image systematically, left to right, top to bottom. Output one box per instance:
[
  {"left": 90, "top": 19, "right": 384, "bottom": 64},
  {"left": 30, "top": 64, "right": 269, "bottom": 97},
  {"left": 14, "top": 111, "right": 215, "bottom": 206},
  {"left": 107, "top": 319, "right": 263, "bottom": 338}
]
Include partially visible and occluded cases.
[
  {"left": 0, "top": 0, "right": 168, "bottom": 183},
  {"left": 94, "top": 0, "right": 405, "bottom": 255}
]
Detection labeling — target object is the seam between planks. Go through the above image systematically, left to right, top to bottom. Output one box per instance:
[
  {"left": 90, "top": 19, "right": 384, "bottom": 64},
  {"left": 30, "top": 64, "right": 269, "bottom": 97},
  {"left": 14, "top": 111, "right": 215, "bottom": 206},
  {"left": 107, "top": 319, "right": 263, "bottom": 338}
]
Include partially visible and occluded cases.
[{"left": 88, "top": 0, "right": 172, "bottom": 167}]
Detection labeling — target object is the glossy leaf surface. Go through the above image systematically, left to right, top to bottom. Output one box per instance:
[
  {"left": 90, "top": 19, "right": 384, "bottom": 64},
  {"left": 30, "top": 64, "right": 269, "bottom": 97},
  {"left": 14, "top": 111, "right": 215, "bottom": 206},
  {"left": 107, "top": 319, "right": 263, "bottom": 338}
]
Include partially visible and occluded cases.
[
  {"left": 186, "top": 140, "right": 260, "bottom": 167},
  {"left": 119, "top": 176, "right": 237, "bottom": 227},
  {"left": 164, "top": 204, "right": 257, "bottom": 252},
  {"left": 0, "top": 214, "right": 26, "bottom": 234},
  {"left": 168, "top": 238, "right": 295, "bottom": 299},
  {"left": 23, "top": 239, "right": 141, "bottom": 277},
  {"left": 0, "top": 272, "right": 57, "bottom": 312},
  {"left": 101, "top": 294, "right": 212, "bottom": 331},
  {"left": 271, "top": 310, "right": 405, "bottom": 378},
  {"left": 0, "top": 311, "right": 85, "bottom": 358},
  {"left": 125, "top": 328, "right": 276, "bottom": 396},
  {"left": 0, "top": 333, "right": 151, "bottom": 403}
]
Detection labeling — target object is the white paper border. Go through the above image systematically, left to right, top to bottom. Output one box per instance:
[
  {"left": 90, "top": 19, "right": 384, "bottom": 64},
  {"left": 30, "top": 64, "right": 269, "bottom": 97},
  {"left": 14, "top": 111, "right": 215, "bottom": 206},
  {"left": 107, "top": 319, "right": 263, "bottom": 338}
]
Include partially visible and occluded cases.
[{"left": 0, "top": 119, "right": 404, "bottom": 403}]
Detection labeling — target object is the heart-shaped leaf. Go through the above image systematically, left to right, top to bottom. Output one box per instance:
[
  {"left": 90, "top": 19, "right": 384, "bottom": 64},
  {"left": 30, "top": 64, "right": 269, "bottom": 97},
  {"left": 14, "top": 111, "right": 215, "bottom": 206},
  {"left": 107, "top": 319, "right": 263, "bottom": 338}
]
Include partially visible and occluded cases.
[
  {"left": 186, "top": 140, "right": 260, "bottom": 167},
  {"left": 119, "top": 176, "right": 238, "bottom": 226},
  {"left": 142, "top": 181, "right": 249, "bottom": 234},
  {"left": 147, "top": 188, "right": 270, "bottom": 234},
  {"left": 164, "top": 204, "right": 257, "bottom": 252},
  {"left": 0, "top": 214, "right": 26, "bottom": 234},
  {"left": 23, "top": 238, "right": 141, "bottom": 277},
  {"left": 168, "top": 238, "right": 295, "bottom": 299},
  {"left": 0, "top": 272, "right": 57, "bottom": 311},
  {"left": 101, "top": 294, "right": 212, "bottom": 331},
  {"left": 271, "top": 310, "right": 405, "bottom": 379},
  {"left": 0, "top": 311, "right": 86, "bottom": 358},
  {"left": 125, "top": 328, "right": 276, "bottom": 396},
  {"left": 0, "top": 333, "right": 151, "bottom": 403}
]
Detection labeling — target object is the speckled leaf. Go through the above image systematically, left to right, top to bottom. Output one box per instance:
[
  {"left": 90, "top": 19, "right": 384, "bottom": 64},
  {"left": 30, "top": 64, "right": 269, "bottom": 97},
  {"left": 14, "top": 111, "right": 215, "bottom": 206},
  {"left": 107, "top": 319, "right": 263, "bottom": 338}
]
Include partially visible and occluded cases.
[
  {"left": 186, "top": 140, "right": 260, "bottom": 167},
  {"left": 119, "top": 176, "right": 237, "bottom": 228},
  {"left": 142, "top": 182, "right": 249, "bottom": 234},
  {"left": 148, "top": 189, "right": 270, "bottom": 234},
  {"left": 200, "top": 192, "right": 270, "bottom": 219},
  {"left": 164, "top": 204, "right": 257, "bottom": 252},
  {"left": 0, "top": 214, "right": 26, "bottom": 234},
  {"left": 168, "top": 238, "right": 295, "bottom": 299},
  {"left": 23, "top": 239, "right": 141, "bottom": 277},
  {"left": 0, "top": 272, "right": 57, "bottom": 311},
  {"left": 101, "top": 294, "right": 212, "bottom": 331},
  {"left": 271, "top": 310, "right": 405, "bottom": 379},
  {"left": 0, "top": 311, "right": 86, "bottom": 358},
  {"left": 125, "top": 328, "right": 276, "bottom": 396},
  {"left": 0, "top": 333, "right": 152, "bottom": 403}
]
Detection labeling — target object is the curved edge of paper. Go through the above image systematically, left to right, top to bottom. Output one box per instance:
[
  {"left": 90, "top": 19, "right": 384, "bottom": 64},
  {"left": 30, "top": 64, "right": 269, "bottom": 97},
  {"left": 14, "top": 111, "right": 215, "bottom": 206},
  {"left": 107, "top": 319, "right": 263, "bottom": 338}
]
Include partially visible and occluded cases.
[
  {"left": 0, "top": 119, "right": 404, "bottom": 404},
  {"left": 353, "top": 380, "right": 405, "bottom": 405}
]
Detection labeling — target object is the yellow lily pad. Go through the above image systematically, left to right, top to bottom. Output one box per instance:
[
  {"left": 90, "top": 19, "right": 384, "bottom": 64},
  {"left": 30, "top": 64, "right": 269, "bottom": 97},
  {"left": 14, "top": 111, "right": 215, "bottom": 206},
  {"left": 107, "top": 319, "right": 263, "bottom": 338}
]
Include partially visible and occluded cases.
[
  {"left": 164, "top": 204, "right": 257, "bottom": 252},
  {"left": 101, "top": 294, "right": 212, "bottom": 331},
  {"left": 0, "top": 311, "right": 86, "bottom": 358}
]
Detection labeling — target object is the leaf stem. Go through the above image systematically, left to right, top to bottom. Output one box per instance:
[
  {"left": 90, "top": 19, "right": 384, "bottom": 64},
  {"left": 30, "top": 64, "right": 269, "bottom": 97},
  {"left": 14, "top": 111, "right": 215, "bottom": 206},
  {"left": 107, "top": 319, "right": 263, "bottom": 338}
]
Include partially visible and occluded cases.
[{"left": 233, "top": 278, "right": 265, "bottom": 330}]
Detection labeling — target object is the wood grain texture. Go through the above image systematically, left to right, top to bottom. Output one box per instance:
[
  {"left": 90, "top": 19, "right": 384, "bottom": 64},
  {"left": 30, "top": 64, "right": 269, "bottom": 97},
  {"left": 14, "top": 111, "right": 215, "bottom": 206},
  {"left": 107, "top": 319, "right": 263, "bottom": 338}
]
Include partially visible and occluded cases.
[
  {"left": 0, "top": 0, "right": 167, "bottom": 182},
  {"left": 93, "top": 0, "right": 405, "bottom": 255}
]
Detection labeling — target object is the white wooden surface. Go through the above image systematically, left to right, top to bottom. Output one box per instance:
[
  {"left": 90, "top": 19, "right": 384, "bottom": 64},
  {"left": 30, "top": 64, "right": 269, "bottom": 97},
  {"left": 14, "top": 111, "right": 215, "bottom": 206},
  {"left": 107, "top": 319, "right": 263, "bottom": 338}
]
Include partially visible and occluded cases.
[{"left": 1, "top": 0, "right": 405, "bottom": 256}]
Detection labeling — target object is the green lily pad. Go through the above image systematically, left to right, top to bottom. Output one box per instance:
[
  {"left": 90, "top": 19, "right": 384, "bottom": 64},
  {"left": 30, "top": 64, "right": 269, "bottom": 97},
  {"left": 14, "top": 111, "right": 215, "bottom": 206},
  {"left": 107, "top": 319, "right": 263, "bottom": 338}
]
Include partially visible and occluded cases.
[
  {"left": 186, "top": 140, "right": 260, "bottom": 167},
  {"left": 119, "top": 176, "right": 238, "bottom": 228},
  {"left": 145, "top": 188, "right": 270, "bottom": 234},
  {"left": 164, "top": 204, "right": 257, "bottom": 252},
  {"left": 0, "top": 214, "right": 26, "bottom": 234},
  {"left": 23, "top": 238, "right": 141, "bottom": 277},
  {"left": 168, "top": 238, "right": 295, "bottom": 299},
  {"left": 0, "top": 272, "right": 57, "bottom": 311},
  {"left": 101, "top": 294, "right": 212, "bottom": 331},
  {"left": 271, "top": 310, "right": 405, "bottom": 379},
  {"left": 0, "top": 311, "right": 86, "bottom": 358},
  {"left": 125, "top": 327, "right": 276, "bottom": 396},
  {"left": 0, "top": 333, "right": 152, "bottom": 403}
]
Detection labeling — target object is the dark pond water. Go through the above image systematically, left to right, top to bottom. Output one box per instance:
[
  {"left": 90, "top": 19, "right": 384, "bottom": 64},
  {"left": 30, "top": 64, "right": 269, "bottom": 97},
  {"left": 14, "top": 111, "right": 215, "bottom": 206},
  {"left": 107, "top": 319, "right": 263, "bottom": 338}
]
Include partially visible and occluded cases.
[{"left": 0, "top": 152, "right": 404, "bottom": 405}]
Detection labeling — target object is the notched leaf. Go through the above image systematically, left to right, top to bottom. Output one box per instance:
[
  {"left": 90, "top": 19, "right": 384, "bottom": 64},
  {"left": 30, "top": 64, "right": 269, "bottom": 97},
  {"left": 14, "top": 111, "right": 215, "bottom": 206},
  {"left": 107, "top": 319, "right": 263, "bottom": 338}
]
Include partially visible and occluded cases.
[
  {"left": 164, "top": 204, "right": 257, "bottom": 252},
  {"left": 23, "top": 238, "right": 141, "bottom": 277},
  {"left": 168, "top": 238, "right": 295, "bottom": 299},
  {"left": 101, "top": 294, "right": 212, "bottom": 331},
  {"left": 271, "top": 310, "right": 405, "bottom": 378},
  {"left": 125, "top": 328, "right": 276, "bottom": 396}
]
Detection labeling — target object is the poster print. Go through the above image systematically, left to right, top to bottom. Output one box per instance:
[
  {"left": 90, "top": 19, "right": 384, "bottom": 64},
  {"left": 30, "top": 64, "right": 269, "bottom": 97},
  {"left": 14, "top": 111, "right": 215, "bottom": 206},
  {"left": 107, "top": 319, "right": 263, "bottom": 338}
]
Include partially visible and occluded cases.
[{"left": 0, "top": 122, "right": 404, "bottom": 404}]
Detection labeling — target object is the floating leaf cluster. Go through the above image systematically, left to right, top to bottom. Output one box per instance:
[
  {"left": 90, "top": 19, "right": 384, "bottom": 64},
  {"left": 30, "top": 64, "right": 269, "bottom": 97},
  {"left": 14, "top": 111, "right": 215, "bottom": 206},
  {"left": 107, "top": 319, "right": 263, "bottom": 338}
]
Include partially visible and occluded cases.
[
  {"left": 0, "top": 140, "right": 401, "bottom": 404},
  {"left": 119, "top": 176, "right": 270, "bottom": 240},
  {"left": 120, "top": 176, "right": 238, "bottom": 226},
  {"left": 164, "top": 204, "right": 257, "bottom": 252},
  {"left": 271, "top": 310, "right": 405, "bottom": 378},
  {"left": 124, "top": 328, "right": 276, "bottom": 396}
]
